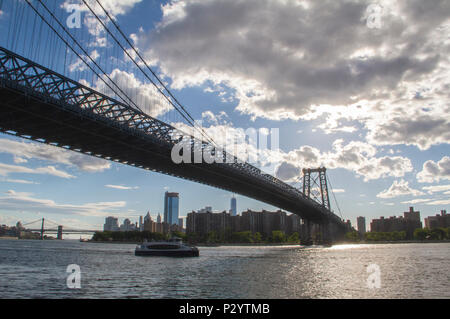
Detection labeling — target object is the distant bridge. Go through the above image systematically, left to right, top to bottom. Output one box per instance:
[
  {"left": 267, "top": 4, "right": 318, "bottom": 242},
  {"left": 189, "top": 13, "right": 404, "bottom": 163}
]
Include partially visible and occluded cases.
[{"left": 22, "top": 218, "right": 99, "bottom": 240}]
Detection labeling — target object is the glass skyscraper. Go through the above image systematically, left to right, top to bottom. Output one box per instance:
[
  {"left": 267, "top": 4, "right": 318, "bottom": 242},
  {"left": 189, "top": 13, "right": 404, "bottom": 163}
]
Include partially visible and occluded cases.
[
  {"left": 164, "top": 192, "right": 179, "bottom": 225},
  {"left": 230, "top": 196, "right": 237, "bottom": 216}
]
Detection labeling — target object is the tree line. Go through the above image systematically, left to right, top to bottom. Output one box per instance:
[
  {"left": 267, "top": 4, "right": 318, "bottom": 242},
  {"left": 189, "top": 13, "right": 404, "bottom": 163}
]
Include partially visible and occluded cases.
[
  {"left": 344, "top": 227, "right": 450, "bottom": 242},
  {"left": 92, "top": 230, "right": 300, "bottom": 244},
  {"left": 186, "top": 230, "right": 300, "bottom": 244},
  {"left": 92, "top": 231, "right": 170, "bottom": 242}
]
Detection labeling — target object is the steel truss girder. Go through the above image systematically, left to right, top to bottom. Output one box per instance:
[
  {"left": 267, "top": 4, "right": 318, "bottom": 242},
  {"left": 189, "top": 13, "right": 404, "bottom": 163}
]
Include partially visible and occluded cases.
[{"left": 0, "top": 47, "right": 345, "bottom": 228}]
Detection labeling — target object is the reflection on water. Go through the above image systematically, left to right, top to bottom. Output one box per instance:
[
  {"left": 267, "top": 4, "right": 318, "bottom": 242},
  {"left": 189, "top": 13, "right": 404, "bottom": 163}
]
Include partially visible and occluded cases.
[{"left": 0, "top": 240, "right": 448, "bottom": 299}]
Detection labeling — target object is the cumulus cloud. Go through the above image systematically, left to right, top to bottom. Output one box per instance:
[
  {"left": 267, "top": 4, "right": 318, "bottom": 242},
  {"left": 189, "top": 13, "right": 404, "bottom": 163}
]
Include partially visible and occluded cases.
[
  {"left": 61, "top": 0, "right": 142, "bottom": 17},
  {"left": 62, "top": 0, "right": 142, "bottom": 42},
  {"left": 136, "top": 0, "right": 450, "bottom": 150},
  {"left": 69, "top": 50, "right": 100, "bottom": 72},
  {"left": 93, "top": 69, "right": 173, "bottom": 117},
  {"left": 366, "top": 108, "right": 450, "bottom": 150},
  {"left": 202, "top": 111, "right": 230, "bottom": 126},
  {"left": 172, "top": 117, "right": 413, "bottom": 182},
  {"left": 0, "top": 138, "right": 111, "bottom": 173},
  {"left": 281, "top": 139, "right": 413, "bottom": 182},
  {"left": 417, "top": 156, "right": 450, "bottom": 183},
  {"left": 275, "top": 162, "right": 301, "bottom": 182},
  {"left": 0, "top": 163, "right": 75, "bottom": 179},
  {"left": 0, "top": 178, "right": 40, "bottom": 185},
  {"left": 376, "top": 179, "right": 425, "bottom": 199},
  {"left": 105, "top": 184, "right": 139, "bottom": 190},
  {"left": 422, "top": 184, "right": 450, "bottom": 194},
  {"left": 0, "top": 190, "right": 126, "bottom": 217},
  {"left": 400, "top": 198, "right": 432, "bottom": 205},
  {"left": 425, "top": 199, "right": 450, "bottom": 206}
]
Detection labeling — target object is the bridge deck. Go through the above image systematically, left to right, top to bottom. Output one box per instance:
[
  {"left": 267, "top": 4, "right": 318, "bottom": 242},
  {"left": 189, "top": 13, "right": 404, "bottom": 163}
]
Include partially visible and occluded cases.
[{"left": 0, "top": 47, "right": 344, "bottom": 227}]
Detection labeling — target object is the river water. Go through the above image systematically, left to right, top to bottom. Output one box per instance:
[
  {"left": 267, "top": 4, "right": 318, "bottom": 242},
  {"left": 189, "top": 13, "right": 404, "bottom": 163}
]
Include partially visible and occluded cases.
[{"left": 0, "top": 240, "right": 448, "bottom": 299}]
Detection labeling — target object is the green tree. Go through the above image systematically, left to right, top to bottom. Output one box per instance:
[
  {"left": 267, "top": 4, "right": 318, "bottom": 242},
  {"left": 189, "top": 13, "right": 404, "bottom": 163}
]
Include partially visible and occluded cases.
[
  {"left": 414, "top": 228, "right": 429, "bottom": 241},
  {"left": 430, "top": 228, "right": 446, "bottom": 240},
  {"left": 171, "top": 231, "right": 187, "bottom": 241},
  {"left": 206, "top": 231, "right": 218, "bottom": 243},
  {"left": 232, "top": 231, "right": 253, "bottom": 243},
  {"left": 271, "top": 231, "right": 286, "bottom": 243},
  {"left": 345, "top": 231, "right": 360, "bottom": 242},
  {"left": 391, "top": 231, "right": 406, "bottom": 241},
  {"left": 253, "top": 232, "right": 262, "bottom": 243},
  {"left": 288, "top": 232, "right": 299, "bottom": 243}
]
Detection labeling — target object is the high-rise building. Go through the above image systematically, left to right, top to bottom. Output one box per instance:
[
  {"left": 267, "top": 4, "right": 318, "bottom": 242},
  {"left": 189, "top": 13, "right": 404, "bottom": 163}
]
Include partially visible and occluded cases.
[
  {"left": 164, "top": 192, "right": 180, "bottom": 225},
  {"left": 230, "top": 196, "right": 237, "bottom": 216},
  {"left": 197, "top": 206, "right": 212, "bottom": 214},
  {"left": 370, "top": 207, "right": 422, "bottom": 239},
  {"left": 403, "top": 207, "right": 422, "bottom": 238},
  {"left": 404, "top": 207, "right": 421, "bottom": 223},
  {"left": 186, "top": 208, "right": 301, "bottom": 238},
  {"left": 241, "top": 209, "right": 291, "bottom": 237},
  {"left": 186, "top": 210, "right": 230, "bottom": 235},
  {"left": 425, "top": 210, "right": 449, "bottom": 229},
  {"left": 143, "top": 212, "right": 155, "bottom": 232},
  {"left": 144, "top": 212, "right": 152, "bottom": 224},
  {"left": 157, "top": 213, "right": 162, "bottom": 224},
  {"left": 286, "top": 214, "right": 302, "bottom": 235},
  {"left": 104, "top": 216, "right": 119, "bottom": 232},
  {"left": 139, "top": 216, "right": 143, "bottom": 232},
  {"left": 357, "top": 216, "right": 366, "bottom": 234},
  {"left": 120, "top": 218, "right": 136, "bottom": 232},
  {"left": 178, "top": 218, "right": 184, "bottom": 229}
]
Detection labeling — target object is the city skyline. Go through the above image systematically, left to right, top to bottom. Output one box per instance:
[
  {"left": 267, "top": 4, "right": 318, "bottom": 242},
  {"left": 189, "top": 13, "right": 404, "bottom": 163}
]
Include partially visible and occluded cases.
[
  {"left": 0, "top": 0, "right": 449, "bottom": 232},
  {"left": 0, "top": 181, "right": 448, "bottom": 231},
  {"left": 2, "top": 195, "right": 445, "bottom": 235}
]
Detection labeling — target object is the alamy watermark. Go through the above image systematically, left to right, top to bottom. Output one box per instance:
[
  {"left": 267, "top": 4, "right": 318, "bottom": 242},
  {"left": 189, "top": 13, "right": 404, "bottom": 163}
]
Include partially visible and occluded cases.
[
  {"left": 366, "top": 3, "right": 384, "bottom": 29},
  {"left": 66, "top": 4, "right": 82, "bottom": 29},
  {"left": 170, "top": 121, "right": 280, "bottom": 172},
  {"left": 366, "top": 263, "right": 381, "bottom": 289},
  {"left": 66, "top": 264, "right": 81, "bottom": 289}
]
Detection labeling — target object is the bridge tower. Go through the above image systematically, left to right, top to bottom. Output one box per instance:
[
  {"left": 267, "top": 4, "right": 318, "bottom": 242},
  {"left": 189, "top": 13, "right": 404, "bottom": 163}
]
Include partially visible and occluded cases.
[
  {"left": 302, "top": 167, "right": 330, "bottom": 210},
  {"left": 302, "top": 168, "right": 332, "bottom": 245},
  {"left": 40, "top": 218, "right": 45, "bottom": 240},
  {"left": 57, "top": 226, "right": 63, "bottom": 240}
]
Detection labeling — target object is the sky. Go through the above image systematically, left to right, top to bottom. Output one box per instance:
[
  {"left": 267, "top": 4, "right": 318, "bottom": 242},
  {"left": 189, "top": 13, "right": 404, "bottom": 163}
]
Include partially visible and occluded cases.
[{"left": 0, "top": 0, "right": 449, "bottom": 232}]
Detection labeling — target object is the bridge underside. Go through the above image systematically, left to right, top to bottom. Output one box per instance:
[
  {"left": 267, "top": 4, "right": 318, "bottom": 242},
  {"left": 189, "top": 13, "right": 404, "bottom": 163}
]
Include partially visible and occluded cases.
[
  {"left": 0, "top": 48, "right": 346, "bottom": 233},
  {"left": 0, "top": 84, "right": 333, "bottom": 223}
]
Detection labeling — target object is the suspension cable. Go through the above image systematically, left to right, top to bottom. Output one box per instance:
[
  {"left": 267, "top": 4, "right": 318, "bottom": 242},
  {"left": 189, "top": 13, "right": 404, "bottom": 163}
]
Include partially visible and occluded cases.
[
  {"left": 25, "top": 0, "right": 145, "bottom": 114},
  {"left": 88, "top": 0, "right": 218, "bottom": 146},
  {"left": 326, "top": 172, "right": 343, "bottom": 219},
  {"left": 21, "top": 219, "right": 44, "bottom": 227}
]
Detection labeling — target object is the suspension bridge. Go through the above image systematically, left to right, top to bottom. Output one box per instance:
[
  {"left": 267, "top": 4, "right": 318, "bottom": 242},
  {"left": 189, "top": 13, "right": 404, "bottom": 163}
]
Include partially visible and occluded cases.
[
  {"left": 0, "top": 0, "right": 350, "bottom": 244},
  {"left": 20, "top": 218, "right": 99, "bottom": 240}
]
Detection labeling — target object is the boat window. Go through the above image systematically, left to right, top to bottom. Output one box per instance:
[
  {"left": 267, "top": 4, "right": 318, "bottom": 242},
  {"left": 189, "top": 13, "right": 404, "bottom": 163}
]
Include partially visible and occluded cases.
[{"left": 146, "top": 244, "right": 180, "bottom": 250}]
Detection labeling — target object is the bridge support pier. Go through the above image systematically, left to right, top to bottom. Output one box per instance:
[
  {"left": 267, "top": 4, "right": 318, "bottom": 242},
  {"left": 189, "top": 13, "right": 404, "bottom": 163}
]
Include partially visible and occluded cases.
[
  {"left": 40, "top": 218, "right": 45, "bottom": 240},
  {"left": 301, "top": 220, "right": 313, "bottom": 246},
  {"left": 320, "top": 221, "right": 332, "bottom": 246},
  {"left": 57, "top": 226, "right": 63, "bottom": 240}
]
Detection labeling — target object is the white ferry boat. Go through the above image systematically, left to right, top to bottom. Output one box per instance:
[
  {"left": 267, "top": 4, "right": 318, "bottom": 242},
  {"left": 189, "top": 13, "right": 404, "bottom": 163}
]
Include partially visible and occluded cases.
[{"left": 135, "top": 237, "right": 199, "bottom": 257}]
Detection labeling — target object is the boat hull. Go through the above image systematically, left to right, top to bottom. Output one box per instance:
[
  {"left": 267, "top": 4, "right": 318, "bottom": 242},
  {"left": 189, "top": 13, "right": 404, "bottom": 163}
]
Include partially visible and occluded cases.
[{"left": 135, "top": 248, "right": 199, "bottom": 257}]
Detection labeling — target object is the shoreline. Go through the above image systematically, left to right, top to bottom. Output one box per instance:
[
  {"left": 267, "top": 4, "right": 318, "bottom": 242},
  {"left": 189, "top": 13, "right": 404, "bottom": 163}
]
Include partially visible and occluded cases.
[
  {"left": 0, "top": 237, "right": 19, "bottom": 240},
  {"left": 1, "top": 237, "right": 449, "bottom": 246},
  {"left": 86, "top": 240, "right": 450, "bottom": 246},
  {"left": 335, "top": 240, "right": 450, "bottom": 245}
]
